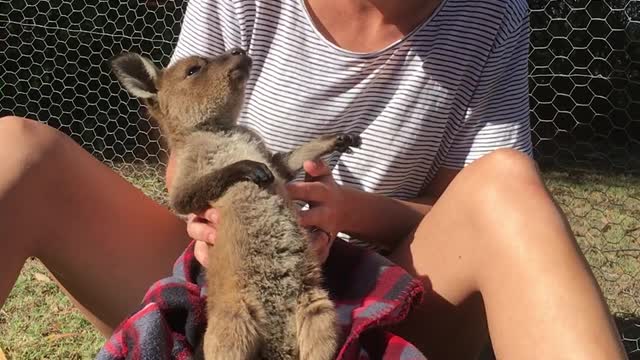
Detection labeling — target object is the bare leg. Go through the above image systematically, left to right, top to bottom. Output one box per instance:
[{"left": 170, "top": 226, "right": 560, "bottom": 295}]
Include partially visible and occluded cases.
[
  {"left": 0, "top": 117, "right": 189, "bottom": 335},
  {"left": 388, "top": 149, "right": 626, "bottom": 360}
]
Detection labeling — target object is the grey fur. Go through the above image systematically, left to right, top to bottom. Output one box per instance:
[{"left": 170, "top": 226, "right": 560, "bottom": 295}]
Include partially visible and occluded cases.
[{"left": 111, "top": 48, "right": 361, "bottom": 360}]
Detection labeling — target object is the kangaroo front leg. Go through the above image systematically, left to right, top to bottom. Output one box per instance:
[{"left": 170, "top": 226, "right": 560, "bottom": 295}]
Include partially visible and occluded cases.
[
  {"left": 272, "top": 133, "right": 361, "bottom": 181},
  {"left": 170, "top": 160, "right": 274, "bottom": 214}
]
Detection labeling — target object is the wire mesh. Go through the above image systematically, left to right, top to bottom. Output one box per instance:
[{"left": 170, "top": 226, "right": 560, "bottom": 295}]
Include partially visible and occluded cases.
[
  {"left": 1, "top": 0, "right": 639, "bottom": 357},
  {"left": 528, "top": 1, "right": 640, "bottom": 356}
]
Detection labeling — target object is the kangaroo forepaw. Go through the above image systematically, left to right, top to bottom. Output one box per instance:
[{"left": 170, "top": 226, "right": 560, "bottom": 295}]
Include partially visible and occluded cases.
[
  {"left": 334, "top": 133, "right": 362, "bottom": 154},
  {"left": 243, "top": 161, "right": 275, "bottom": 188}
]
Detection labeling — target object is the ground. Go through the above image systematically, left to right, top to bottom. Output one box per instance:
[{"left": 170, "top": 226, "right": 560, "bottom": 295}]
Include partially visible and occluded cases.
[{"left": 0, "top": 164, "right": 639, "bottom": 359}]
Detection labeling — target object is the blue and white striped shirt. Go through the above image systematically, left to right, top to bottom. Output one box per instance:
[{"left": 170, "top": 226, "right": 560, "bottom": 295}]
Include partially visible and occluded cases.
[{"left": 170, "top": 0, "right": 533, "bottom": 199}]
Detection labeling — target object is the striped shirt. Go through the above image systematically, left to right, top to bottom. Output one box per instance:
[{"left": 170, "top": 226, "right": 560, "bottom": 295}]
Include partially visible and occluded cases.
[{"left": 170, "top": 0, "right": 533, "bottom": 200}]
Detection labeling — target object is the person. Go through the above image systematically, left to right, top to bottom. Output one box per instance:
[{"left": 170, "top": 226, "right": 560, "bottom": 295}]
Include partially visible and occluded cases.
[{"left": 0, "top": 0, "right": 626, "bottom": 359}]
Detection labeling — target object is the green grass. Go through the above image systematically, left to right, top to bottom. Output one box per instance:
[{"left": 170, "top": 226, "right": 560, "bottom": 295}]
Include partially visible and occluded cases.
[
  {"left": 0, "top": 164, "right": 165, "bottom": 360},
  {"left": 1, "top": 165, "right": 639, "bottom": 358},
  {"left": 545, "top": 171, "right": 640, "bottom": 316},
  {"left": 0, "top": 260, "right": 103, "bottom": 359}
]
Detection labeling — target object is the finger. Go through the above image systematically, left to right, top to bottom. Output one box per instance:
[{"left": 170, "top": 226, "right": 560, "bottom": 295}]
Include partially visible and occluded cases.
[
  {"left": 165, "top": 153, "right": 177, "bottom": 189},
  {"left": 303, "top": 159, "right": 331, "bottom": 179},
  {"left": 286, "top": 182, "right": 329, "bottom": 203},
  {"left": 297, "top": 206, "right": 331, "bottom": 228},
  {"left": 203, "top": 208, "right": 219, "bottom": 224},
  {"left": 186, "top": 213, "right": 209, "bottom": 223},
  {"left": 187, "top": 220, "right": 217, "bottom": 245},
  {"left": 309, "top": 230, "right": 331, "bottom": 264},
  {"left": 310, "top": 230, "right": 329, "bottom": 250},
  {"left": 194, "top": 240, "right": 209, "bottom": 268}
]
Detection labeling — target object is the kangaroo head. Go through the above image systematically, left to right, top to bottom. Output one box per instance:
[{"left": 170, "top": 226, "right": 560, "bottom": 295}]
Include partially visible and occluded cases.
[{"left": 111, "top": 48, "right": 252, "bottom": 147}]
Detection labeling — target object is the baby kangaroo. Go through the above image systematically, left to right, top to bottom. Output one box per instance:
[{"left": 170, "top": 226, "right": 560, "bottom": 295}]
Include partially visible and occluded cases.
[{"left": 111, "top": 48, "right": 361, "bottom": 360}]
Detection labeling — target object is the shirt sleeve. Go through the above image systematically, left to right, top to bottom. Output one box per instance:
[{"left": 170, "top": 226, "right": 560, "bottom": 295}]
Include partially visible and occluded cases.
[
  {"left": 169, "top": 0, "right": 243, "bottom": 65},
  {"left": 442, "top": 2, "right": 533, "bottom": 169}
]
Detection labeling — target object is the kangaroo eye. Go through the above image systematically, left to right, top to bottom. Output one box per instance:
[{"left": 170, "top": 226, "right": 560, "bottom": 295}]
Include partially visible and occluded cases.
[{"left": 186, "top": 65, "right": 201, "bottom": 77}]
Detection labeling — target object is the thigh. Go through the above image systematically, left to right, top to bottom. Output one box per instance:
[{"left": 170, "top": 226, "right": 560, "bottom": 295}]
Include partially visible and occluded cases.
[
  {"left": 0, "top": 118, "right": 189, "bottom": 334},
  {"left": 385, "top": 149, "right": 624, "bottom": 360},
  {"left": 383, "top": 151, "right": 531, "bottom": 358},
  {"left": 386, "top": 191, "right": 489, "bottom": 360}
]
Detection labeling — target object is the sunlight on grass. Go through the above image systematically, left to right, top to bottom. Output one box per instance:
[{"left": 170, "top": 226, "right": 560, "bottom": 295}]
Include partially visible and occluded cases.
[
  {"left": 545, "top": 171, "right": 640, "bottom": 316},
  {"left": 0, "top": 260, "right": 103, "bottom": 359}
]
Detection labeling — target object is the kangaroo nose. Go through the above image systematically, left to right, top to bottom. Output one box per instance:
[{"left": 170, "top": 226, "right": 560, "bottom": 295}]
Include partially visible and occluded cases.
[{"left": 229, "top": 47, "right": 246, "bottom": 56}]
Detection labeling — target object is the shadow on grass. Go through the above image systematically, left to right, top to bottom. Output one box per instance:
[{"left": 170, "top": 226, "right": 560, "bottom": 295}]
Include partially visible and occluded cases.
[
  {"left": 616, "top": 314, "right": 640, "bottom": 359},
  {"left": 478, "top": 315, "right": 640, "bottom": 360}
]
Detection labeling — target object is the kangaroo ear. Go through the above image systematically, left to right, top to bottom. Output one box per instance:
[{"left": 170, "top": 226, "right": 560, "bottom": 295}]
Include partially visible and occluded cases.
[{"left": 111, "top": 53, "right": 160, "bottom": 100}]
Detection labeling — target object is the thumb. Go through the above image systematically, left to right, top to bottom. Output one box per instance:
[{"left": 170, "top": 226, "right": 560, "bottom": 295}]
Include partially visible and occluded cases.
[{"left": 303, "top": 159, "right": 330, "bottom": 179}]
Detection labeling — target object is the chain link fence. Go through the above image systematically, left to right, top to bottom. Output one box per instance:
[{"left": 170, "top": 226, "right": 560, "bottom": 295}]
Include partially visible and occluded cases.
[{"left": 1, "top": 0, "right": 639, "bottom": 357}]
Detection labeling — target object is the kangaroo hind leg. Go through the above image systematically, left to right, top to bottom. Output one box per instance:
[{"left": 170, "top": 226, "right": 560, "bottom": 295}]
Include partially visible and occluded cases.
[
  {"left": 295, "top": 288, "right": 339, "bottom": 360},
  {"left": 202, "top": 302, "right": 263, "bottom": 360}
]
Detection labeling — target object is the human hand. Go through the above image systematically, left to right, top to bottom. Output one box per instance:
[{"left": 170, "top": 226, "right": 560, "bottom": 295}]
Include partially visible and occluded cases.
[
  {"left": 165, "top": 153, "right": 177, "bottom": 190},
  {"left": 168, "top": 155, "right": 340, "bottom": 267},
  {"left": 286, "top": 159, "right": 344, "bottom": 264},
  {"left": 187, "top": 209, "right": 219, "bottom": 268}
]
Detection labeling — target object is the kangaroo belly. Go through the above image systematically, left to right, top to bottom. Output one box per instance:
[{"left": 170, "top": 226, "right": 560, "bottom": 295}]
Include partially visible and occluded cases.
[{"left": 208, "top": 182, "right": 311, "bottom": 359}]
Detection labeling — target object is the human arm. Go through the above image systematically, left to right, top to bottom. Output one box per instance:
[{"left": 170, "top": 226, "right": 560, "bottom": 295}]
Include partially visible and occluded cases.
[
  {"left": 290, "top": 8, "right": 533, "bottom": 249},
  {"left": 288, "top": 160, "right": 460, "bottom": 250},
  {"left": 339, "top": 166, "right": 459, "bottom": 243}
]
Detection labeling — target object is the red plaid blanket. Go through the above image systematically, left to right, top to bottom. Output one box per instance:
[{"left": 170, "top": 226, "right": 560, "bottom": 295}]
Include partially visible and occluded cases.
[{"left": 96, "top": 239, "right": 427, "bottom": 360}]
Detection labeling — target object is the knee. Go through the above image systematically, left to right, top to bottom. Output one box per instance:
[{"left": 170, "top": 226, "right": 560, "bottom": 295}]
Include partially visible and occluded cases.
[
  {"left": 0, "top": 115, "right": 60, "bottom": 145},
  {"left": 0, "top": 116, "right": 64, "bottom": 166},
  {"left": 445, "top": 148, "right": 572, "bottom": 256},
  {"left": 455, "top": 148, "right": 552, "bottom": 222},
  {"left": 474, "top": 148, "right": 541, "bottom": 186}
]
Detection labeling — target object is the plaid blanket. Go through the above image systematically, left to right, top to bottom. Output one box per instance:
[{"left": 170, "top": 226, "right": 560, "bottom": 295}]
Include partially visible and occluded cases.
[{"left": 96, "top": 239, "right": 427, "bottom": 360}]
